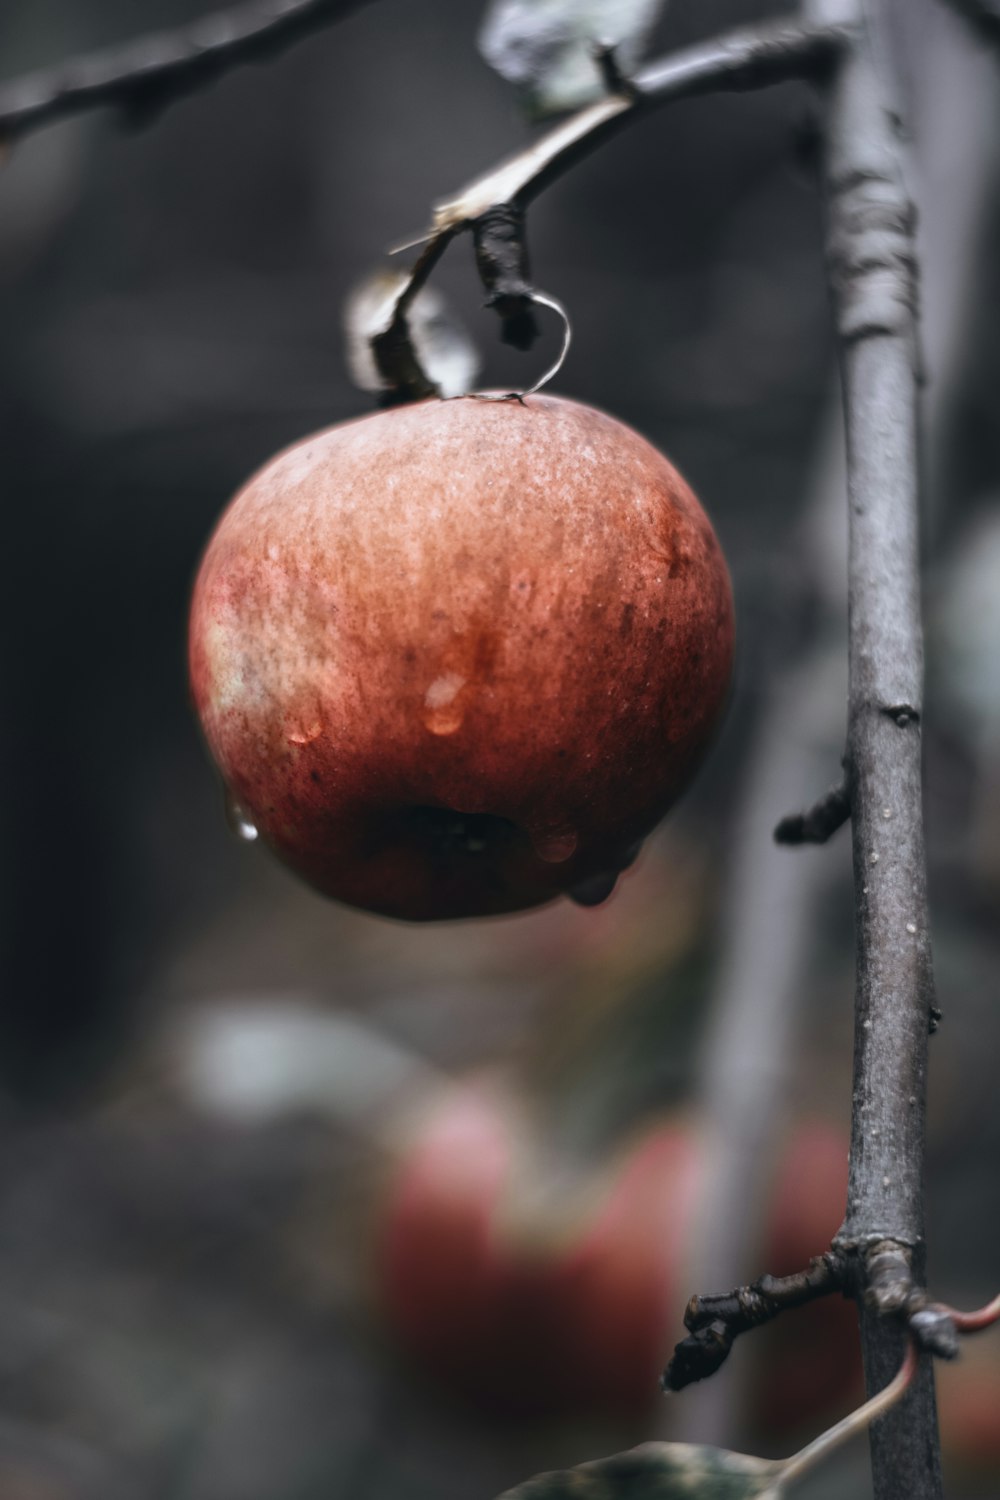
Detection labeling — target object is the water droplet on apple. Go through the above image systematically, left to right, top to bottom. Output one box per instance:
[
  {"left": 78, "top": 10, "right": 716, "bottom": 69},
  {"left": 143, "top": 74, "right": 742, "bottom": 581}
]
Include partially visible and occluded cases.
[
  {"left": 423, "top": 672, "right": 466, "bottom": 736},
  {"left": 287, "top": 720, "right": 323, "bottom": 746},
  {"left": 224, "top": 791, "right": 258, "bottom": 842},
  {"left": 530, "top": 827, "right": 579, "bottom": 863},
  {"left": 568, "top": 871, "right": 618, "bottom": 907}
]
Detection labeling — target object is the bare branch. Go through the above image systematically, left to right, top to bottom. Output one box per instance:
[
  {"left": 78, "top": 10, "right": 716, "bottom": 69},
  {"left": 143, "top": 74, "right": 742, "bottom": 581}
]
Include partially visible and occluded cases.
[
  {"left": 0, "top": 0, "right": 374, "bottom": 143},
  {"left": 809, "top": 0, "right": 943, "bottom": 1492},
  {"left": 377, "top": 18, "right": 850, "bottom": 405},
  {"left": 431, "top": 18, "right": 852, "bottom": 234},
  {"left": 773, "top": 780, "right": 851, "bottom": 844},
  {"left": 663, "top": 1253, "right": 849, "bottom": 1392}
]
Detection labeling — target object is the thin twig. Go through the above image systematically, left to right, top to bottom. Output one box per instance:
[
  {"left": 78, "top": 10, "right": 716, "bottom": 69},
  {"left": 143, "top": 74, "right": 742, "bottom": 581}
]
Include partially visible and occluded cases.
[
  {"left": 0, "top": 0, "right": 374, "bottom": 143},
  {"left": 808, "top": 0, "right": 943, "bottom": 1493},
  {"left": 380, "top": 17, "right": 851, "bottom": 406},
  {"left": 430, "top": 18, "right": 852, "bottom": 234},
  {"left": 774, "top": 780, "right": 851, "bottom": 844},
  {"left": 663, "top": 1254, "right": 849, "bottom": 1392}
]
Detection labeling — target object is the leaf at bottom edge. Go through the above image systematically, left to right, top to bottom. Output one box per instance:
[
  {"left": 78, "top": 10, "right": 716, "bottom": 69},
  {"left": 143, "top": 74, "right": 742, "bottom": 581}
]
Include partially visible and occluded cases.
[{"left": 496, "top": 1442, "right": 783, "bottom": 1500}]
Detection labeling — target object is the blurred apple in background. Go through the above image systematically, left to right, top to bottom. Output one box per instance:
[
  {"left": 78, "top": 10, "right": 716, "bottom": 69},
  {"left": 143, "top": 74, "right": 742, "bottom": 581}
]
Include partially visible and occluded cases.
[
  {"left": 374, "top": 1082, "right": 699, "bottom": 1422},
  {"left": 372, "top": 1083, "right": 859, "bottom": 1432},
  {"left": 751, "top": 1121, "right": 862, "bottom": 1438}
]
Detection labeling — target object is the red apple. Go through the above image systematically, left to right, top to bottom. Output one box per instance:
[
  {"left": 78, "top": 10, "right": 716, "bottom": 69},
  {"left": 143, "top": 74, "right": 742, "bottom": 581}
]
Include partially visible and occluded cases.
[
  {"left": 189, "top": 395, "right": 734, "bottom": 920},
  {"left": 375, "top": 1084, "right": 699, "bottom": 1421},
  {"left": 372, "top": 1091, "right": 856, "bottom": 1429},
  {"left": 752, "top": 1121, "right": 863, "bottom": 1437}
]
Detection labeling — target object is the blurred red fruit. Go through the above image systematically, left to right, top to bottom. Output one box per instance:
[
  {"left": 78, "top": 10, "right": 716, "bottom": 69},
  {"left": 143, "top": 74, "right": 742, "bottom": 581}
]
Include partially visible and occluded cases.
[
  {"left": 376, "top": 1085, "right": 698, "bottom": 1421},
  {"left": 374, "top": 1090, "right": 858, "bottom": 1430},
  {"left": 753, "top": 1121, "right": 863, "bottom": 1437}
]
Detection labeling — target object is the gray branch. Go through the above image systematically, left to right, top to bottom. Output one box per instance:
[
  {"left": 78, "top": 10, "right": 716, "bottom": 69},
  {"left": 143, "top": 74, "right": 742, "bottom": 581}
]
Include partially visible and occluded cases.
[
  {"left": 0, "top": 0, "right": 374, "bottom": 143},
  {"left": 810, "top": 1, "right": 942, "bottom": 1494},
  {"left": 383, "top": 17, "right": 853, "bottom": 403},
  {"left": 514, "top": 17, "right": 853, "bottom": 208},
  {"left": 431, "top": 18, "right": 852, "bottom": 235},
  {"left": 773, "top": 778, "right": 851, "bottom": 844}
]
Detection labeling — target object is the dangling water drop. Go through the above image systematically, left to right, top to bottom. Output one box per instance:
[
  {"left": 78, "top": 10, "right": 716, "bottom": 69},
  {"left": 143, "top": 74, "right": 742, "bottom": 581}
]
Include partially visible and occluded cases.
[
  {"left": 422, "top": 673, "right": 467, "bottom": 736},
  {"left": 224, "top": 790, "right": 258, "bottom": 842},
  {"left": 530, "top": 827, "right": 579, "bottom": 863},
  {"left": 568, "top": 871, "right": 618, "bottom": 907}
]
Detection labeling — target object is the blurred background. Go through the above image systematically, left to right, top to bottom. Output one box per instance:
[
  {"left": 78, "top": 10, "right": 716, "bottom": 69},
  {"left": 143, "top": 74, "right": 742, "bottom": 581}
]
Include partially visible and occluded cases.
[{"left": 0, "top": 0, "right": 998, "bottom": 1496}]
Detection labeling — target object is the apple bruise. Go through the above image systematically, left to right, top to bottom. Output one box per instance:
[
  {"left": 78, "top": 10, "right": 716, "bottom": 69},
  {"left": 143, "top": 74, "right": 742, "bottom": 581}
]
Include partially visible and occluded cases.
[{"left": 189, "top": 394, "right": 734, "bottom": 920}]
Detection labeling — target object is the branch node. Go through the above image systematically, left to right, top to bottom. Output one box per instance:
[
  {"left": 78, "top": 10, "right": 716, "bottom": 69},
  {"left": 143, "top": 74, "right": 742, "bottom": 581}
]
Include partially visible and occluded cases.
[
  {"left": 591, "top": 41, "right": 641, "bottom": 101},
  {"left": 881, "top": 703, "right": 921, "bottom": 728},
  {"left": 864, "top": 1242, "right": 915, "bottom": 1315}
]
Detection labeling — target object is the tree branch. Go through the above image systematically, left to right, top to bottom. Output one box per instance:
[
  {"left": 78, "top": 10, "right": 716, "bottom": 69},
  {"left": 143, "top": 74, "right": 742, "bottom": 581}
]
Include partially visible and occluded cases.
[
  {"left": 0, "top": 0, "right": 374, "bottom": 143},
  {"left": 808, "top": 0, "right": 943, "bottom": 1494},
  {"left": 378, "top": 17, "right": 851, "bottom": 402},
  {"left": 429, "top": 18, "right": 852, "bottom": 234},
  {"left": 773, "top": 779, "right": 851, "bottom": 843},
  {"left": 663, "top": 1253, "right": 849, "bottom": 1392}
]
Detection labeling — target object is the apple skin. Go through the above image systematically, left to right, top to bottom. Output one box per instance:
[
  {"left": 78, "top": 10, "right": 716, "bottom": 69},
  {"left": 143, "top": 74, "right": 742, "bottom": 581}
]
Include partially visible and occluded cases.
[
  {"left": 189, "top": 395, "right": 734, "bottom": 920},
  {"left": 373, "top": 1092, "right": 856, "bottom": 1429}
]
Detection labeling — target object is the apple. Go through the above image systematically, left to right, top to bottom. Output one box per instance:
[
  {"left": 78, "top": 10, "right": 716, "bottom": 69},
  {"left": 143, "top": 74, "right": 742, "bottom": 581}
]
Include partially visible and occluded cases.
[
  {"left": 189, "top": 395, "right": 734, "bottom": 920},
  {"left": 374, "top": 1083, "right": 700, "bottom": 1421},
  {"left": 372, "top": 1089, "right": 856, "bottom": 1429},
  {"left": 751, "top": 1121, "right": 862, "bottom": 1437}
]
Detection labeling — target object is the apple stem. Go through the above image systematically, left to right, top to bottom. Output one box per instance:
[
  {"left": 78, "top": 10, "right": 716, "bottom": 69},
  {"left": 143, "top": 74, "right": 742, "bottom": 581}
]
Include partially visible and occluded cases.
[{"left": 473, "top": 292, "right": 573, "bottom": 402}]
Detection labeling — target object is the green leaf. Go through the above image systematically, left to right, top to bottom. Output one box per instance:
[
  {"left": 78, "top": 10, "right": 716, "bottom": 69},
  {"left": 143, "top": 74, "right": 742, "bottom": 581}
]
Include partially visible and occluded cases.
[
  {"left": 478, "top": 0, "right": 665, "bottom": 116},
  {"left": 496, "top": 1442, "right": 783, "bottom": 1500}
]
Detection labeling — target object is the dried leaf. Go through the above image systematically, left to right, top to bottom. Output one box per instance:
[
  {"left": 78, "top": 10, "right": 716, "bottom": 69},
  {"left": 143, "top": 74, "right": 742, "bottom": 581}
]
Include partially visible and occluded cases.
[
  {"left": 479, "top": 0, "right": 665, "bottom": 116},
  {"left": 343, "top": 268, "right": 479, "bottom": 401},
  {"left": 496, "top": 1442, "right": 782, "bottom": 1500}
]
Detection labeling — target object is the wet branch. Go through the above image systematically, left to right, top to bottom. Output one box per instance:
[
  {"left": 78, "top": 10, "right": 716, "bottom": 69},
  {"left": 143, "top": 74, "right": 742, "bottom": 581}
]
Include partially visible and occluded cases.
[{"left": 0, "top": 0, "right": 374, "bottom": 143}]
